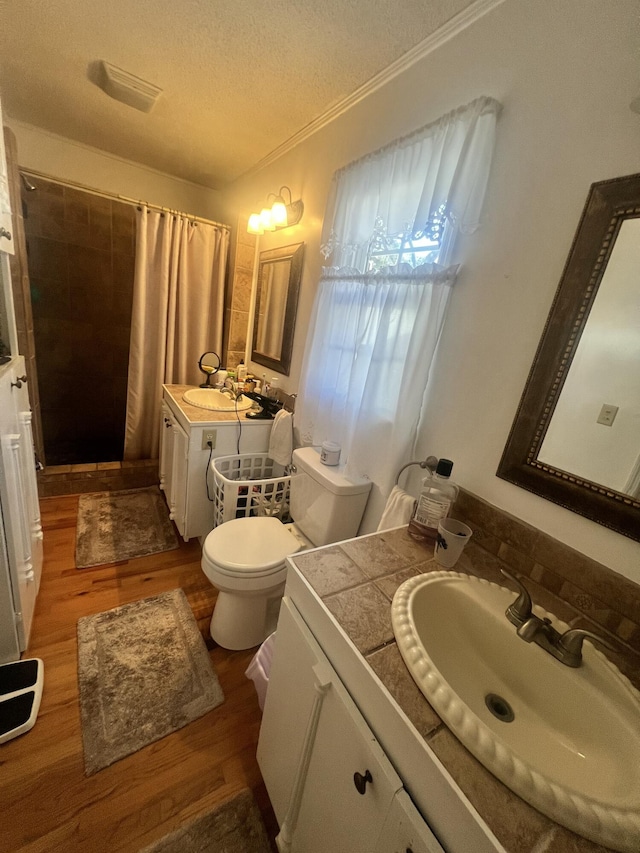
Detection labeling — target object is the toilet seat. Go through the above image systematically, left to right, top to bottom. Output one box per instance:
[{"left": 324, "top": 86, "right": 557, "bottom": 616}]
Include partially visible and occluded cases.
[{"left": 202, "top": 516, "right": 302, "bottom": 577}]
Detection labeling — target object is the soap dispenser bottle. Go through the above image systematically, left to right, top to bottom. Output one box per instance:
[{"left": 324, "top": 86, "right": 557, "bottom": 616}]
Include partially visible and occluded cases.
[{"left": 408, "top": 459, "right": 458, "bottom": 544}]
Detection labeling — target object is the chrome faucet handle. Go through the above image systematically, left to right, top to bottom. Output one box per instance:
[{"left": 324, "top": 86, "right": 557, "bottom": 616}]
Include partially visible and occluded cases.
[
  {"left": 500, "top": 569, "right": 533, "bottom": 627},
  {"left": 557, "top": 628, "right": 616, "bottom": 667}
]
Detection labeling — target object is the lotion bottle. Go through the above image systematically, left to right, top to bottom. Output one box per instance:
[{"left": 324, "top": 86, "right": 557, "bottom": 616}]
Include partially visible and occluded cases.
[{"left": 408, "top": 459, "right": 458, "bottom": 543}]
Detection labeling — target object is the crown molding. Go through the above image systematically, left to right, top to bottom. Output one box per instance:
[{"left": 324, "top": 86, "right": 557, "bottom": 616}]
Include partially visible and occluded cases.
[{"left": 242, "top": 0, "right": 506, "bottom": 179}]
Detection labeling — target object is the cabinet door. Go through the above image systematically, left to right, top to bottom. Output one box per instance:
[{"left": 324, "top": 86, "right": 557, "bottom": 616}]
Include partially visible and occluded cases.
[
  {"left": 159, "top": 403, "right": 175, "bottom": 503},
  {"left": 170, "top": 421, "right": 189, "bottom": 540},
  {"left": 259, "top": 598, "right": 402, "bottom": 853},
  {"left": 375, "top": 790, "right": 444, "bottom": 853}
]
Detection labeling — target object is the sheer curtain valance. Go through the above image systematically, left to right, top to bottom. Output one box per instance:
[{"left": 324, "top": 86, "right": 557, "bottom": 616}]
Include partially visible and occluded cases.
[{"left": 320, "top": 95, "right": 501, "bottom": 270}]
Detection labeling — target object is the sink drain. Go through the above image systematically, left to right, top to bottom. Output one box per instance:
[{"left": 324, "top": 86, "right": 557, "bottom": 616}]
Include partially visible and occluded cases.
[{"left": 485, "top": 693, "right": 515, "bottom": 723}]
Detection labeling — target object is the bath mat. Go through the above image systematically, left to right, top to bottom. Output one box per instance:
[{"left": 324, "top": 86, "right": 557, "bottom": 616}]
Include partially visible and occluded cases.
[
  {"left": 75, "top": 485, "right": 179, "bottom": 568},
  {"left": 77, "top": 588, "right": 224, "bottom": 775},
  {"left": 139, "top": 788, "right": 272, "bottom": 853}
]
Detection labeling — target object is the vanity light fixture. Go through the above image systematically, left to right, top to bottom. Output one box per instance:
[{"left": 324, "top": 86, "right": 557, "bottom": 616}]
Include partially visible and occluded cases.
[{"left": 247, "top": 186, "right": 304, "bottom": 234}]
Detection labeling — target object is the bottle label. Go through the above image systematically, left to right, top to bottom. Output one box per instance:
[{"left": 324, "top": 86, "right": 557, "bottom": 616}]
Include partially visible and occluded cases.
[{"left": 414, "top": 494, "right": 451, "bottom": 529}]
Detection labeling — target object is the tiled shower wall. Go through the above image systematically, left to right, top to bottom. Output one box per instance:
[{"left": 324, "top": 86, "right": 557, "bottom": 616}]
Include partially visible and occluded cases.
[{"left": 23, "top": 177, "right": 135, "bottom": 465}]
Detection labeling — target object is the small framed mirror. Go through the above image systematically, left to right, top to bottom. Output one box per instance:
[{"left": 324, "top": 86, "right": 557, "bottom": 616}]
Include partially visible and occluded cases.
[
  {"left": 497, "top": 173, "right": 640, "bottom": 542},
  {"left": 251, "top": 242, "right": 304, "bottom": 376}
]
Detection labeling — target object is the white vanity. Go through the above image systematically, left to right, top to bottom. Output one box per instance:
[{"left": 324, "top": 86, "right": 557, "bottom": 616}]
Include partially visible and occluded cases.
[
  {"left": 160, "top": 385, "right": 273, "bottom": 541},
  {"left": 258, "top": 526, "right": 620, "bottom": 853}
]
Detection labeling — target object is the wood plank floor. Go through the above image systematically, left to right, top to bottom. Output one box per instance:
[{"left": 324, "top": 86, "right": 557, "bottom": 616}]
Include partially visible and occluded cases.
[{"left": 0, "top": 494, "right": 278, "bottom": 852}]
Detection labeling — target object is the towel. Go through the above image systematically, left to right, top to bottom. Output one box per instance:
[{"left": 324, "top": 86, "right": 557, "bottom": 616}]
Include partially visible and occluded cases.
[
  {"left": 269, "top": 410, "right": 293, "bottom": 468},
  {"left": 377, "top": 485, "right": 416, "bottom": 531}
]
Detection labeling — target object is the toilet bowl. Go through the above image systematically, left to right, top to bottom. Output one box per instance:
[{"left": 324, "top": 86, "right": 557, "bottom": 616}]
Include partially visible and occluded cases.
[
  {"left": 201, "top": 446, "right": 372, "bottom": 650},
  {"left": 202, "top": 516, "right": 307, "bottom": 650}
]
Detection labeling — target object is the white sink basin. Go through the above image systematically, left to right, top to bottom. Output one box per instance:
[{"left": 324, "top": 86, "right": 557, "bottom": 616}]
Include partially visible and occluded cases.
[
  {"left": 182, "top": 388, "right": 253, "bottom": 412},
  {"left": 391, "top": 571, "right": 640, "bottom": 852}
]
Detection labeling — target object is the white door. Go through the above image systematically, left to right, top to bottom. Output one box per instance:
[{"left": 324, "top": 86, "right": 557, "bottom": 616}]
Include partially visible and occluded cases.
[
  {"left": 0, "top": 98, "right": 15, "bottom": 256},
  {"left": 0, "top": 364, "right": 36, "bottom": 650},
  {"left": 15, "top": 375, "right": 43, "bottom": 595}
]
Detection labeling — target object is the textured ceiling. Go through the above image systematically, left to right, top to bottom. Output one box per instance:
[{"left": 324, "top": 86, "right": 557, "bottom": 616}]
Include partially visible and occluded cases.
[{"left": 0, "top": 0, "right": 476, "bottom": 188}]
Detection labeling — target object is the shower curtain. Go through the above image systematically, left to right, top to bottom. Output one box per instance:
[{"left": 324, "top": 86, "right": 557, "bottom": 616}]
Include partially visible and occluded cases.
[{"left": 124, "top": 208, "right": 229, "bottom": 460}]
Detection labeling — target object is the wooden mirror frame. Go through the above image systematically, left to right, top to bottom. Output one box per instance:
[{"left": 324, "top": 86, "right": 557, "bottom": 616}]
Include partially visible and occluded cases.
[
  {"left": 497, "top": 173, "right": 640, "bottom": 542},
  {"left": 251, "top": 242, "right": 304, "bottom": 377}
]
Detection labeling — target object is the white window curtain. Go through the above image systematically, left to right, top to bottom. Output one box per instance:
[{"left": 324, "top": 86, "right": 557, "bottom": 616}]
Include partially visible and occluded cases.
[
  {"left": 297, "top": 96, "right": 500, "bottom": 496},
  {"left": 124, "top": 209, "right": 229, "bottom": 460}
]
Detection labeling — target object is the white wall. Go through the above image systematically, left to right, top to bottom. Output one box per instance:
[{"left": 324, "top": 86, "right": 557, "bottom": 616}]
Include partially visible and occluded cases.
[
  {"left": 224, "top": 0, "right": 640, "bottom": 581},
  {"left": 5, "top": 119, "right": 224, "bottom": 222}
]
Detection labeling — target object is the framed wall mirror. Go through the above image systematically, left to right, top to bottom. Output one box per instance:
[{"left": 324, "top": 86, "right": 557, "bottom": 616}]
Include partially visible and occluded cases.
[
  {"left": 497, "top": 173, "right": 640, "bottom": 542},
  {"left": 251, "top": 242, "right": 304, "bottom": 376}
]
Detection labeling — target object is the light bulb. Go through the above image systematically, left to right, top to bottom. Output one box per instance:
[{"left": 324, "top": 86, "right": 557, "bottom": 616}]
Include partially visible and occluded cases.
[
  {"left": 271, "top": 200, "right": 288, "bottom": 227},
  {"left": 260, "top": 207, "right": 275, "bottom": 231},
  {"left": 247, "top": 213, "right": 264, "bottom": 234}
]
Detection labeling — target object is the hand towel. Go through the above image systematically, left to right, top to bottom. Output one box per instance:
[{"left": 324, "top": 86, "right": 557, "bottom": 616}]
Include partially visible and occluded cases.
[
  {"left": 269, "top": 410, "right": 293, "bottom": 468},
  {"left": 377, "top": 485, "right": 416, "bottom": 531}
]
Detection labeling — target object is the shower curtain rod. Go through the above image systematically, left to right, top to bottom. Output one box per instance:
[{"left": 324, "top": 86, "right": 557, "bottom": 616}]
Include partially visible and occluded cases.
[{"left": 20, "top": 168, "right": 231, "bottom": 231}]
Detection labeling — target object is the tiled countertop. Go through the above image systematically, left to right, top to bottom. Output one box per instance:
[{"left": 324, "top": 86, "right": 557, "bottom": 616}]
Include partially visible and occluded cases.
[{"left": 289, "top": 526, "right": 638, "bottom": 853}]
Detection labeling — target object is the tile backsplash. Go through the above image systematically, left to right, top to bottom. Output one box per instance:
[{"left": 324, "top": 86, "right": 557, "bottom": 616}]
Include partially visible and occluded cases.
[{"left": 454, "top": 490, "right": 640, "bottom": 656}]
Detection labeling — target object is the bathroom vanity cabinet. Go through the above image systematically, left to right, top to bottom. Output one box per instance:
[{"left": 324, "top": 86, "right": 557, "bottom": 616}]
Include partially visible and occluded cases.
[
  {"left": 160, "top": 385, "right": 272, "bottom": 541},
  {"left": 257, "top": 538, "right": 524, "bottom": 853},
  {"left": 259, "top": 595, "right": 444, "bottom": 853}
]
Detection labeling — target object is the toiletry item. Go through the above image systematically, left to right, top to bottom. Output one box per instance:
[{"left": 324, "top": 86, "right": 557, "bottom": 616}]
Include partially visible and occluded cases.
[
  {"left": 237, "top": 361, "right": 247, "bottom": 382},
  {"left": 216, "top": 369, "right": 228, "bottom": 388},
  {"left": 270, "top": 377, "right": 280, "bottom": 397},
  {"left": 320, "top": 441, "right": 341, "bottom": 466},
  {"left": 408, "top": 459, "right": 458, "bottom": 544}
]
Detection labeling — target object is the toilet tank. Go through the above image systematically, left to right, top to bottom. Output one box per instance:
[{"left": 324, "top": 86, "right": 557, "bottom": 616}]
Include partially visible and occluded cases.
[{"left": 290, "top": 447, "right": 372, "bottom": 547}]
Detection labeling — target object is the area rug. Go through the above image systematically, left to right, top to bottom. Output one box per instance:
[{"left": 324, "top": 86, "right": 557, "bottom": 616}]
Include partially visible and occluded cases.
[
  {"left": 75, "top": 485, "right": 179, "bottom": 568},
  {"left": 77, "top": 588, "right": 224, "bottom": 776},
  {"left": 139, "top": 788, "right": 272, "bottom": 853}
]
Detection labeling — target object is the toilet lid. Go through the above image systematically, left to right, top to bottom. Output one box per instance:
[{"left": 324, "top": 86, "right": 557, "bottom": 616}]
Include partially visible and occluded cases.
[{"left": 203, "top": 516, "right": 303, "bottom": 573}]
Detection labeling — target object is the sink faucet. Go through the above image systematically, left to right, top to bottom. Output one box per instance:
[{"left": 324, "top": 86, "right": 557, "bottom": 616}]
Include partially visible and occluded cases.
[{"left": 500, "top": 569, "right": 615, "bottom": 667}]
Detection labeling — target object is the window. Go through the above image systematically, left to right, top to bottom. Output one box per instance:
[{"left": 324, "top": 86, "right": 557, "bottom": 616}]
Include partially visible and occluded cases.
[{"left": 298, "top": 96, "right": 501, "bottom": 495}]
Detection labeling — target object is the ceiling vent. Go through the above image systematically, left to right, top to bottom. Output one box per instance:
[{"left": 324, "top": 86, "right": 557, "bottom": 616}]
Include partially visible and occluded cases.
[{"left": 97, "top": 61, "right": 162, "bottom": 113}]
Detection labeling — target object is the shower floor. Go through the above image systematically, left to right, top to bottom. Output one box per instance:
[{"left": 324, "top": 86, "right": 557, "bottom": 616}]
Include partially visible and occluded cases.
[{"left": 45, "top": 438, "right": 126, "bottom": 467}]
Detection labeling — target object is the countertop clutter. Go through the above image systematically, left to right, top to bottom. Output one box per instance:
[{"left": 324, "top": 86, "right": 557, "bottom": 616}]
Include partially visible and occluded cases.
[{"left": 288, "top": 525, "right": 639, "bottom": 853}]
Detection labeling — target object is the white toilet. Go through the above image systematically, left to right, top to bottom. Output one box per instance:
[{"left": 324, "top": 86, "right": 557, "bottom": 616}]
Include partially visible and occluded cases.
[{"left": 201, "top": 446, "right": 371, "bottom": 650}]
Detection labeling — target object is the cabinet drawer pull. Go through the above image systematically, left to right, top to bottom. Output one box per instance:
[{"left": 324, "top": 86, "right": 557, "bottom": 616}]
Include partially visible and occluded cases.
[
  {"left": 0, "top": 227, "right": 12, "bottom": 241},
  {"left": 11, "top": 375, "right": 28, "bottom": 389},
  {"left": 353, "top": 769, "right": 372, "bottom": 795}
]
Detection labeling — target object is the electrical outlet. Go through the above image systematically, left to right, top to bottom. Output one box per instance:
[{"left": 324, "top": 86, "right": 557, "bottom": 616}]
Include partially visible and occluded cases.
[
  {"left": 597, "top": 404, "right": 619, "bottom": 426},
  {"left": 202, "top": 430, "right": 217, "bottom": 450}
]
